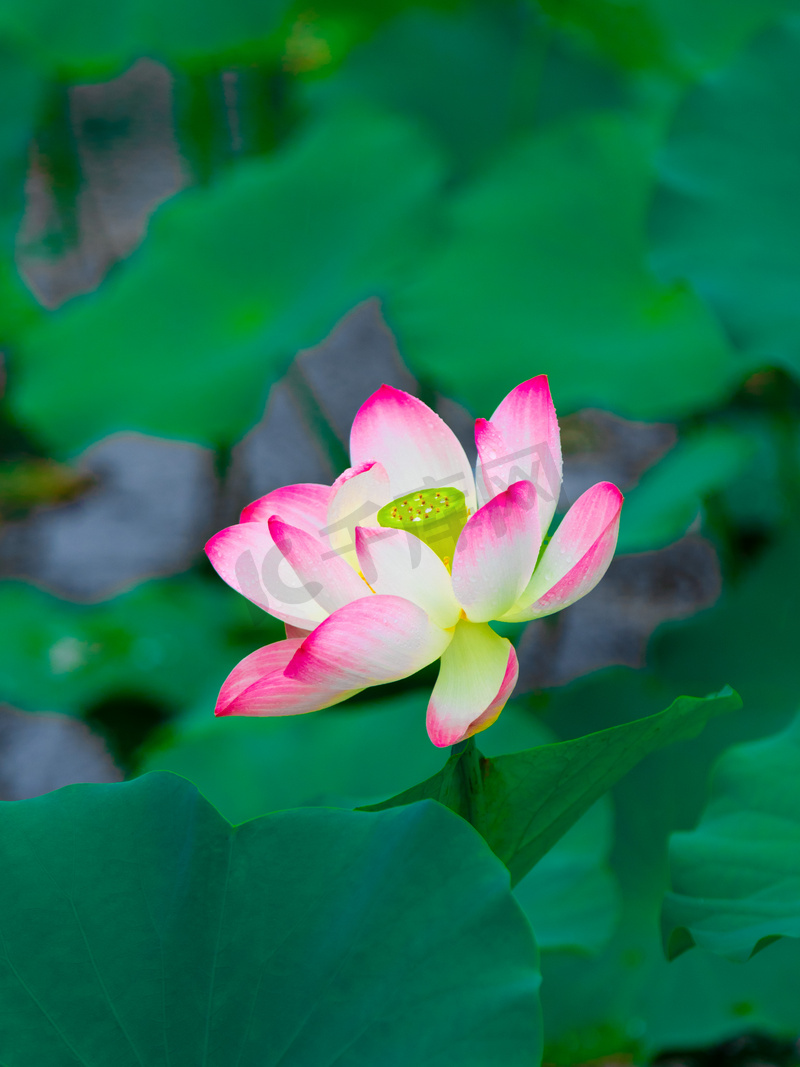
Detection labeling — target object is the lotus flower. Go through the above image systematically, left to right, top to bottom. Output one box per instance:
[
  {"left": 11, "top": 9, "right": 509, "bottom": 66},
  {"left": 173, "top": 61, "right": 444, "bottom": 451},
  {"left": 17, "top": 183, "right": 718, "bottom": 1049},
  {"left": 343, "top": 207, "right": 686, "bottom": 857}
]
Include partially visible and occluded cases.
[{"left": 206, "top": 377, "right": 623, "bottom": 746}]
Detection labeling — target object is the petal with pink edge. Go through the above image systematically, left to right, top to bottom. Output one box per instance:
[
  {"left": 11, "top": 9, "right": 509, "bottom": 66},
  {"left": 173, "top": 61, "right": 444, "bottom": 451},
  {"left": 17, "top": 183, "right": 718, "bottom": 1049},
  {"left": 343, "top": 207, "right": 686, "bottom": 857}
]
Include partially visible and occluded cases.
[
  {"left": 475, "top": 375, "right": 562, "bottom": 537},
  {"left": 350, "top": 385, "right": 476, "bottom": 512},
  {"left": 325, "top": 461, "right": 392, "bottom": 569},
  {"left": 451, "top": 481, "right": 542, "bottom": 623},
  {"left": 502, "top": 481, "right": 623, "bottom": 622},
  {"left": 240, "top": 482, "right": 332, "bottom": 536},
  {"left": 268, "top": 517, "right": 370, "bottom": 614},
  {"left": 205, "top": 522, "right": 328, "bottom": 629},
  {"left": 355, "top": 526, "right": 461, "bottom": 628},
  {"left": 285, "top": 595, "right": 452, "bottom": 689},
  {"left": 426, "top": 621, "right": 518, "bottom": 747},
  {"left": 216, "top": 638, "right": 360, "bottom": 716}
]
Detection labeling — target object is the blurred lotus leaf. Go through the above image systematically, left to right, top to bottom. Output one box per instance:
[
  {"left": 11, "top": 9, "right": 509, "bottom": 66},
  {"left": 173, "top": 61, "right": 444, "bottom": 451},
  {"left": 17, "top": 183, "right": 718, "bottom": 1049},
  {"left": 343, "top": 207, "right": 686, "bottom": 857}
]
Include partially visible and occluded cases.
[
  {"left": 652, "top": 16, "right": 800, "bottom": 385},
  {"left": 12, "top": 107, "right": 443, "bottom": 454},
  {"left": 390, "top": 114, "right": 735, "bottom": 420},
  {"left": 663, "top": 711, "right": 800, "bottom": 962}
]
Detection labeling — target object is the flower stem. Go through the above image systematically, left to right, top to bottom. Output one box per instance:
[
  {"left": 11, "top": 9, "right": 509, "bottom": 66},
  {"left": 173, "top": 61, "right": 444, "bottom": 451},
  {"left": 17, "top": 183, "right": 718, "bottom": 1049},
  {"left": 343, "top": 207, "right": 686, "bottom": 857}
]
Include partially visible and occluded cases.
[{"left": 450, "top": 736, "right": 475, "bottom": 758}]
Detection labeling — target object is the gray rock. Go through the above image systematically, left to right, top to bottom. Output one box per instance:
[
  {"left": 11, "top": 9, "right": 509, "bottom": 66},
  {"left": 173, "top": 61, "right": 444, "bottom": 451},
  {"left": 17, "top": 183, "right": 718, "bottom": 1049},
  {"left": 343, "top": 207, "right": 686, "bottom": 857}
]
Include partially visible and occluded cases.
[
  {"left": 18, "top": 58, "right": 186, "bottom": 308},
  {"left": 296, "top": 298, "right": 417, "bottom": 444},
  {"left": 224, "top": 300, "right": 426, "bottom": 519},
  {"left": 222, "top": 376, "right": 337, "bottom": 524},
  {"left": 559, "top": 407, "right": 676, "bottom": 510},
  {"left": 0, "top": 432, "right": 217, "bottom": 600},
  {"left": 515, "top": 536, "right": 721, "bottom": 692},
  {"left": 0, "top": 704, "right": 121, "bottom": 801}
]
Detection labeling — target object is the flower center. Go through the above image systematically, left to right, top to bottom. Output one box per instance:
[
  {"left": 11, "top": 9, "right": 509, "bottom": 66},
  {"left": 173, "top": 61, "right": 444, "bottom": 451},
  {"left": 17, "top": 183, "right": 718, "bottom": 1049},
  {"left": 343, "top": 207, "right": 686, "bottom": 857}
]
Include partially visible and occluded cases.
[{"left": 377, "top": 487, "right": 468, "bottom": 568}]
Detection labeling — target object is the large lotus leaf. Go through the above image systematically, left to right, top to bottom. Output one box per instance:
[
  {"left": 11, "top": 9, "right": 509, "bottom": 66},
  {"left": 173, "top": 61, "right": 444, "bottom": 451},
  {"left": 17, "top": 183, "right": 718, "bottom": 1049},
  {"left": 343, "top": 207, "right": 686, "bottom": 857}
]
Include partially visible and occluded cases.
[
  {"left": 651, "top": 17, "right": 800, "bottom": 382},
  {"left": 11, "top": 106, "right": 442, "bottom": 455},
  {"left": 390, "top": 114, "right": 734, "bottom": 420},
  {"left": 617, "top": 425, "right": 755, "bottom": 553},
  {"left": 365, "top": 687, "right": 740, "bottom": 886},
  {"left": 144, "top": 694, "right": 620, "bottom": 957},
  {"left": 663, "top": 712, "right": 800, "bottom": 962},
  {"left": 0, "top": 772, "right": 541, "bottom": 1066}
]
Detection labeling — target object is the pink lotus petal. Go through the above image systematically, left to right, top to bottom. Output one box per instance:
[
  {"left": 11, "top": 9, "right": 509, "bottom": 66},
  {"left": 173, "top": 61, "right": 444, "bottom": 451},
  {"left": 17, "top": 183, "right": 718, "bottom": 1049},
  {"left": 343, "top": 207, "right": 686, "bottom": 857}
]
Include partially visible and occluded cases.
[
  {"left": 475, "top": 375, "right": 562, "bottom": 538},
  {"left": 350, "top": 385, "right": 477, "bottom": 512},
  {"left": 473, "top": 418, "right": 505, "bottom": 504},
  {"left": 325, "top": 460, "right": 392, "bottom": 568},
  {"left": 451, "top": 481, "right": 542, "bottom": 623},
  {"left": 503, "top": 481, "right": 623, "bottom": 622},
  {"left": 241, "top": 483, "right": 332, "bottom": 536},
  {"left": 268, "top": 517, "right": 371, "bottom": 614},
  {"left": 205, "top": 522, "right": 328, "bottom": 629},
  {"left": 355, "top": 526, "right": 461, "bottom": 628},
  {"left": 285, "top": 594, "right": 453, "bottom": 689},
  {"left": 426, "top": 621, "right": 518, "bottom": 747},
  {"left": 285, "top": 623, "right": 312, "bottom": 640},
  {"left": 217, "top": 637, "right": 299, "bottom": 709},
  {"left": 216, "top": 638, "right": 359, "bottom": 716},
  {"left": 464, "top": 650, "right": 519, "bottom": 740}
]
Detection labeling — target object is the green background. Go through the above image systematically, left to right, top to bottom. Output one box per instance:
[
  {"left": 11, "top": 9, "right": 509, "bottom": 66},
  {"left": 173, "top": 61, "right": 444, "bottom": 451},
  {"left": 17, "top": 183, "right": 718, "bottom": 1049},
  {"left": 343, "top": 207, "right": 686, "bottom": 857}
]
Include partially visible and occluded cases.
[{"left": 2, "top": 0, "right": 800, "bottom": 1062}]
